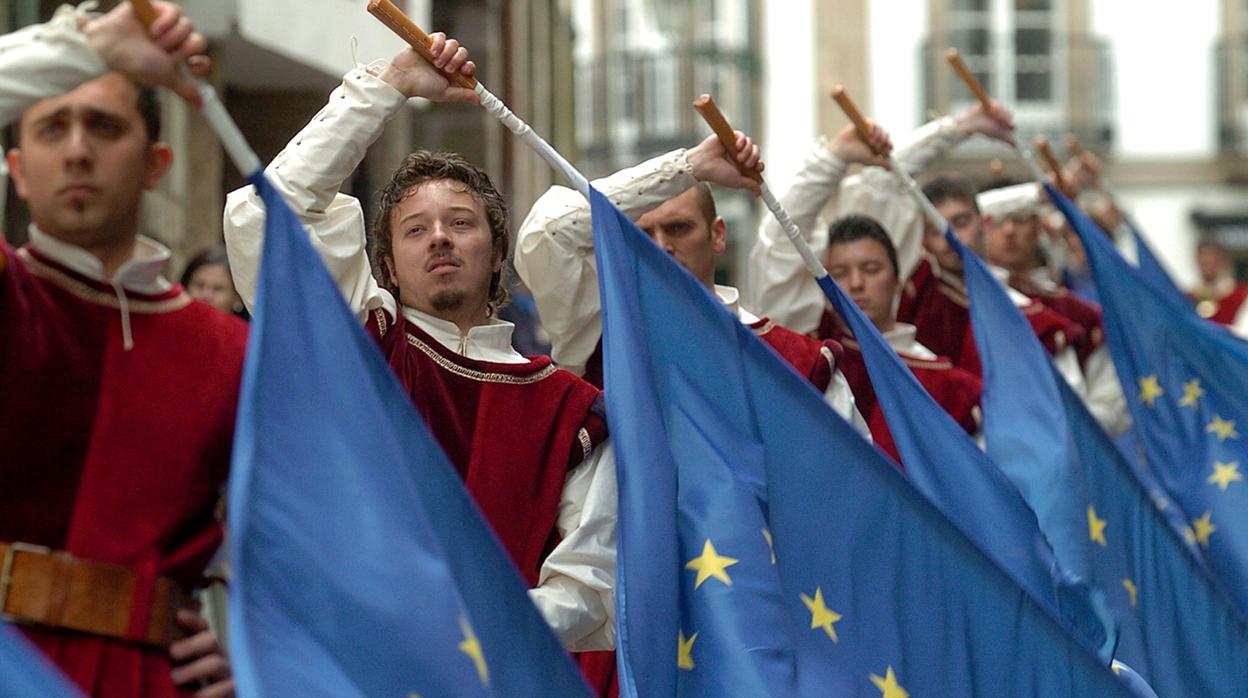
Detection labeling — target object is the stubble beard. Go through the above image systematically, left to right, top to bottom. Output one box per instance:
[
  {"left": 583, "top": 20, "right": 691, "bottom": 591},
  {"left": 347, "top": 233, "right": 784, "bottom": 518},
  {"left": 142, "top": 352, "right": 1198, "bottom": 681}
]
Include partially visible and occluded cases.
[{"left": 430, "top": 289, "right": 469, "bottom": 313}]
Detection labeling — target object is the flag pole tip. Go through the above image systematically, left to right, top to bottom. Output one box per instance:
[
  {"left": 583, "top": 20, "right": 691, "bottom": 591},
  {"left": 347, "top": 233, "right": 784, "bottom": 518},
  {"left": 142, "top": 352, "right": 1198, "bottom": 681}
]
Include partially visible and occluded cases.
[
  {"left": 945, "top": 47, "right": 960, "bottom": 61},
  {"left": 830, "top": 85, "right": 845, "bottom": 98},
  {"left": 693, "top": 94, "right": 712, "bottom": 108}
]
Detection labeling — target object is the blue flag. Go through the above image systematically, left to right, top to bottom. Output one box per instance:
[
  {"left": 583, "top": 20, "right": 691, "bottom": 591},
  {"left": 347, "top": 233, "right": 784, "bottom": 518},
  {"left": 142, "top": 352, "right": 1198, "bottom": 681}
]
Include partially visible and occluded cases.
[
  {"left": 227, "top": 173, "right": 591, "bottom": 697},
  {"left": 1049, "top": 182, "right": 1248, "bottom": 620},
  {"left": 590, "top": 188, "right": 1128, "bottom": 697},
  {"left": 946, "top": 209, "right": 1248, "bottom": 692},
  {"left": 1126, "top": 219, "right": 1189, "bottom": 312},
  {"left": 952, "top": 227, "right": 1095, "bottom": 585},
  {"left": 812, "top": 243, "right": 1111, "bottom": 657},
  {"left": 1059, "top": 366, "right": 1248, "bottom": 695},
  {"left": 0, "top": 624, "right": 82, "bottom": 697}
]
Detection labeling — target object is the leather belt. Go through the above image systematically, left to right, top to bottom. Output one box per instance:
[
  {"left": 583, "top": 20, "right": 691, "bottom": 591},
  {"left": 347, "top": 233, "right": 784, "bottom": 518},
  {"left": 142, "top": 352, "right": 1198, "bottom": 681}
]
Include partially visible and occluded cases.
[{"left": 0, "top": 542, "right": 191, "bottom": 648}]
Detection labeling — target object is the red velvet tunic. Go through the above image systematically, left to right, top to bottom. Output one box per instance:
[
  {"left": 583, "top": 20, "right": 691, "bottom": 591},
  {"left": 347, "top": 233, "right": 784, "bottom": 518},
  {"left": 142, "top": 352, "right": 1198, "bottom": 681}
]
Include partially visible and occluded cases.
[
  {"left": 1, "top": 243, "right": 247, "bottom": 697},
  {"left": 899, "top": 258, "right": 1085, "bottom": 377},
  {"left": 1015, "top": 282, "right": 1105, "bottom": 364},
  {"left": 1188, "top": 283, "right": 1248, "bottom": 325},
  {"left": 365, "top": 308, "right": 607, "bottom": 586},
  {"left": 816, "top": 310, "right": 982, "bottom": 465}
]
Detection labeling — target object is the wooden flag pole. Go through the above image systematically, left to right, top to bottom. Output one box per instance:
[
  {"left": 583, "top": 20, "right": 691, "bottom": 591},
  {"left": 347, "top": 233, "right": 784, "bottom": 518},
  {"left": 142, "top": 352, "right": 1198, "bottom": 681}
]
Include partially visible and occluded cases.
[
  {"left": 128, "top": 0, "right": 261, "bottom": 176},
  {"left": 366, "top": 0, "right": 477, "bottom": 90},
  {"left": 367, "top": 0, "right": 589, "bottom": 197},
  {"left": 944, "top": 48, "right": 1049, "bottom": 184},
  {"left": 830, "top": 85, "right": 948, "bottom": 231},
  {"left": 693, "top": 94, "right": 827, "bottom": 278},
  {"left": 1034, "top": 137, "right": 1072, "bottom": 195}
]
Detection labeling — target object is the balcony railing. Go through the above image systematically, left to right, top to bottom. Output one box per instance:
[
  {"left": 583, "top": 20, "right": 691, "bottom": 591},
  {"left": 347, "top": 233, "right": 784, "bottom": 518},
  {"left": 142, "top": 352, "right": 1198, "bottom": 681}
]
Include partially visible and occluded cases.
[
  {"left": 919, "top": 32, "right": 1115, "bottom": 154},
  {"left": 574, "top": 46, "right": 759, "bottom": 176}
]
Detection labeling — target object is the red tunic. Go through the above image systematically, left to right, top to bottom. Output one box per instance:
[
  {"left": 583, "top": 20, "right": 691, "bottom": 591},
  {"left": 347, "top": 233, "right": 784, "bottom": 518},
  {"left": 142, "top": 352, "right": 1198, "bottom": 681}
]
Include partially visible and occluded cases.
[
  {"left": 1, "top": 243, "right": 247, "bottom": 697},
  {"left": 899, "top": 258, "right": 1085, "bottom": 377},
  {"left": 1015, "top": 281, "right": 1104, "bottom": 364},
  {"left": 1188, "top": 283, "right": 1248, "bottom": 325},
  {"left": 365, "top": 309, "right": 607, "bottom": 585},
  {"left": 816, "top": 310, "right": 982, "bottom": 465}
]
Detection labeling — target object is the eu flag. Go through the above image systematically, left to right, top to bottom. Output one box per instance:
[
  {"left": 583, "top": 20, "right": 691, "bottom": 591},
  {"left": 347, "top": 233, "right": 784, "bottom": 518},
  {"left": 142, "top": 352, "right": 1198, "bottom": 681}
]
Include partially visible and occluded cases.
[
  {"left": 227, "top": 173, "right": 591, "bottom": 697},
  {"left": 1049, "top": 182, "right": 1248, "bottom": 620},
  {"left": 590, "top": 188, "right": 1129, "bottom": 697},
  {"left": 946, "top": 207, "right": 1248, "bottom": 693},
  {"left": 1126, "top": 219, "right": 1189, "bottom": 313},
  {"left": 813, "top": 237, "right": 1111, "bottom": 658},
  {"left": 0, "top": 624, "right": 82, "bottom": 697}
]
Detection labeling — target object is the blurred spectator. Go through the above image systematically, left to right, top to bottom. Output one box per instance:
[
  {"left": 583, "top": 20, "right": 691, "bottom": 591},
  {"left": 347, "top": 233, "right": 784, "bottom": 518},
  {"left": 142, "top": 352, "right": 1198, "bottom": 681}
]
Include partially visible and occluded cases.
[
  {"left": 1190, "top": 239, "right": 1248, "bottom": 327},
  {"left": 182, "top": 247, "right": 249, "bottom": 321}
]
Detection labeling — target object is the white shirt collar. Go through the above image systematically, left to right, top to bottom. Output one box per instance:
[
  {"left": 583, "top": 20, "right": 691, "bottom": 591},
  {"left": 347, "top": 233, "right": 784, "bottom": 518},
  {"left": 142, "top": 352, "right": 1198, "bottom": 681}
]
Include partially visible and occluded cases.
[
  {"left": 28, "top": 226, "right": 172, "bottom": 294},
  {"left": 713, "top": 283, "right": 763, "bottom": 324},
  {"left": 401, "top": 305, "right": 528, "bottom": 364},
  {"left": 881, "top": 322, "right": 937, "bottom": 360}
]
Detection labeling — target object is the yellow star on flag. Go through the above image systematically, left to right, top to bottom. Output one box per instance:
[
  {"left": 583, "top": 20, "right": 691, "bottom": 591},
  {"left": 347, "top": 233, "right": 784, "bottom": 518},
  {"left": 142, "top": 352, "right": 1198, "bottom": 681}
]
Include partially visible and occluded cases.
[
  {"left": 1138, "top": 375, "right": 1164, "bottom": 406},
  {"left": 1179, "top": 379, "right": 1205, "bottom": 408},
  {"left": 1207, "top": 415, "right": 1240, "bottom": 442},
  {"left": 1208, "top": 460, "right": 1244, "bottom": 491},
  {"left": 1087, "top": 505, "right": 1108, "bottom": 547},
  {"left": 1192, "top": 511, "right": 1217, "bottom": 548},
  {"left": 761, "top": 528, "right": 776, "bottom": 565},
  {"left": 685, "top": 539, "right": 738, "bottom": 589},
  {"left": 1122, "top": 579, "right": 1138, "bottom": 608},
  {"left": 800, "top": 587, "right": 843, "bottom": 643},
  {"left": 458, "top": 617, "right": 489, "bottom": 686},
  {"left": 677, "top": 630, "right": 697, "bottom": 670},
  {"left": 870, "top": 666, "right": 909, "bottom": 698}
]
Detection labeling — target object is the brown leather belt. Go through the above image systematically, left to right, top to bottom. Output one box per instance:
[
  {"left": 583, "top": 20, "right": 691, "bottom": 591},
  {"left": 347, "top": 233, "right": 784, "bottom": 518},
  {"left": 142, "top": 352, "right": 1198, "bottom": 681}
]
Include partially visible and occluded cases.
[{"left": 0, "top": 542, "right": 192, "bottom": 648}]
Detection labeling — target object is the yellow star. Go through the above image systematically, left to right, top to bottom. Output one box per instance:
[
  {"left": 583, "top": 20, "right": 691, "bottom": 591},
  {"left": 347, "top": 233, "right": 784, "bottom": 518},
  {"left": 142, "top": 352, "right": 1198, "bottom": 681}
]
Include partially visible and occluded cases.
[
  {"left": 1138, "top": 375, "right": 1164, "bottom": 407},
  {"left": 1179, "top": 379, "right": 1205, "bottom": 408},
  {"left": 1207, "top": 415, "right": 1240, "bottom": 442},
  {"left": 1208, "top": 460, "right": 1244, "bottom": 491},
  {"left": 1087, "top": 505, "right": 1108, "bottom": 547},
  {"left": 1192, "top": 511, "right": 1217, "bottom": 548},
  {"left": 761, "top": 528, "right": 776, "bottom": 565},
  {"left": 685, "top": 539, "right": 738, "bottom": 590},
  {"left": 1122, "top": 579, "right": 1138, "bottom": 608},
  {"left": 800, "top": 587, "right": 843, "bottom": 643},
  {"left": 458, "top": 617, "right": 489, "bottom": 686},
  {"left": 677, "top": 630, "right": 697, "bottom": 670},
  {"left": 870, "top": 666, "right": 909, "bottom": 698}
]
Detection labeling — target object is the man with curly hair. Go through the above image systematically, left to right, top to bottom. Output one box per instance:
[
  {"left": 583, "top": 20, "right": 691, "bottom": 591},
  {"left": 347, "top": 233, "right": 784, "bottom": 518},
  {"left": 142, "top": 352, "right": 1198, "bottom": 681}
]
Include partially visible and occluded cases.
[{"left": 224, "top": 37, "right": 616, "bottom": 654}]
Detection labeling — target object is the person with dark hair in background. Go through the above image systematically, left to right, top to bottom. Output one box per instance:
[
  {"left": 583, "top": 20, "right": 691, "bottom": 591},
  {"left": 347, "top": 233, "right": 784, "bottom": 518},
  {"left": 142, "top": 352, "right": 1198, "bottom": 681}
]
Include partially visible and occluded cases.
[
  {"left": 0, "top": 3, "right": 239, "bottom": 695},
  {"left": 1191, "top": 238, "right": 1248, "bottom": 330},
  {"left": 182, "top": 246, "right": 248, "bottom": 320}
]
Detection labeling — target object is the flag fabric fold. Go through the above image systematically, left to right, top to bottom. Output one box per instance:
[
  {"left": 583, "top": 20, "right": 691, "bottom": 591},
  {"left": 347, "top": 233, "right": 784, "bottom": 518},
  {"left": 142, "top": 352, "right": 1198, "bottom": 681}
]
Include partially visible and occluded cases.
[
  {"left": 227, "top": 173, "right": 591, "bottom": 698},
  {"left": 1048, "top": 182, "right": 1248, "bottom": 620},
  {"left": 592, "top": 188, "right": 1128, "bottom": 698},
  {"left": 812, "top": 249, "right": 1111, "bottom": 657},
  {"left": 0, "top": 624, "right": 83, "bottom": 697}
]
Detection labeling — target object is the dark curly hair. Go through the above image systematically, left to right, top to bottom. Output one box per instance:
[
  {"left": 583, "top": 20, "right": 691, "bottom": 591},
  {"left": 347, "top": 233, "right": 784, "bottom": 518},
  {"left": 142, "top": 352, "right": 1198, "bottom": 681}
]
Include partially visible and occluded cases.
[{"left": 368, "top": 151, "right": 511, "bottom": 312}]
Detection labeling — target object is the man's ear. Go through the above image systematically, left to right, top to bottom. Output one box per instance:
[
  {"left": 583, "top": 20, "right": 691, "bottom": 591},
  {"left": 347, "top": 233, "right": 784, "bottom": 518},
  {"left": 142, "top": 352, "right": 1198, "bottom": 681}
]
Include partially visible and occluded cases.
[
  {"left": 142, "top": 141, "right": 173, "bottom": 190},
  {"left": 6, "top": 148, "right": 28, "bottom": 199},
  {"left": 711, "top": 216, "right": 727, "bottom": 255},
  {"left": 383, "top": 255, "right": 398, "bottom": 287}
]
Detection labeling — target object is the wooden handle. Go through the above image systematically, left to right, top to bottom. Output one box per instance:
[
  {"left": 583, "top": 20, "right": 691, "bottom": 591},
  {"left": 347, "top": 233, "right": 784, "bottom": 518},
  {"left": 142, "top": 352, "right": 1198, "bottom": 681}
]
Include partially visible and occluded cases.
[
  {"left": 128, "top": 0, "right": 159, "bottom": 28},
  {"left": 367, "top": 0, "right": 478, "bottom": 89},
  {"left": 945, "top": 48, "right": 992, "bottom": 110},
  {"left": 829, "top": 86, "right": 885, "bottom": 156},
  {"left": 692, "top": 94, "right": 763, "bottom": 183},
  {"left": 1034, "top": 137, "right": 1070, "bottom": 191}
]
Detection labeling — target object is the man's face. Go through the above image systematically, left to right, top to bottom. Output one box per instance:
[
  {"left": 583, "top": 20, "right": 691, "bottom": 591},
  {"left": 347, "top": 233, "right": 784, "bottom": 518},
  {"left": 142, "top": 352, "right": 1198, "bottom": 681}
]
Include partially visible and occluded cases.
[
  {"left": 7, "top": 73, "right": 169, "bottom": 248},
  {"left": 386, "top": 179, "right": 501, "bottom": 318},
  {"left": 635, "top": 188, "right": 724, "bottom": 290},
  {"left": 923, "top": 197, "right": 983, "bottom": 273},
  {"left": 985, "top": 213, "right": 1041, "bottom": 272},
  {"left": 826, "top": 237, "right": 899, "bottom": 331},
  {"left": 1197, "top": 245, "right": 1230, "bottom": 284}
]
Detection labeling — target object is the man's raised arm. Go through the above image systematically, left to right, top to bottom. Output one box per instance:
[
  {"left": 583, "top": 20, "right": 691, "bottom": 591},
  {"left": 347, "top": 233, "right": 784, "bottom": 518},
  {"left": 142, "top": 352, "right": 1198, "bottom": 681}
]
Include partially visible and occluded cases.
[{"left": 222, "top": 35, "right": 476, "bottom": 320}]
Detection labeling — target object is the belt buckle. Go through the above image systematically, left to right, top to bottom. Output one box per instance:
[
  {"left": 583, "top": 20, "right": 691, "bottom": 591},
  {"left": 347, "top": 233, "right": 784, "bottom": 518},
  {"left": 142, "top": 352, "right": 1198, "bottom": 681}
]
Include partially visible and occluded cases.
[{"left": 0, "top": 542, "right": 53, "bottom": 618}]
